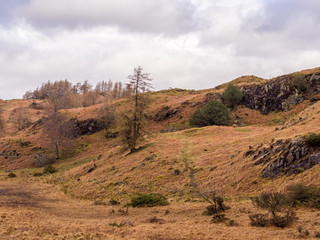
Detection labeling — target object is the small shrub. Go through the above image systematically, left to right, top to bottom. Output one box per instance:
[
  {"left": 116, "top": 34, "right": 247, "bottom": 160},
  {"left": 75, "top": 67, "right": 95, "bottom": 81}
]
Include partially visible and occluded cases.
[
  {"left": 293, "top": 74, "right": 308, "bottom": 93},
  {"left": 221, "top": 84, "right": 243, "bottom": 109},
  {"left": 189, "top": 100, "right": 230, "bottom": 127},
  {"left": 304, "top": 133, "right": 320, "bottom": 147},
  {"left": 43, "top": 165, "right": 57, "bottom": 174},
  {"left": 7, "top": 172, "right": 17, "bottom": 178},
  {"left": 286, "top": 183, "right": 320, "bottom": 209},
  {"left": 252, "top": 192, "right": 287, "bottom": 216},
  {"left": 127, "top": 193, "right": 169, "bottom": 207},
  {"left": 109, "top": 199, "right": 120, "bottom": 205},
  {"left": 203, "top": 202, "right": 229, "bottom": 216},
  {"left": 269, "top": 211, "right": 297, "bottom": 228},
  {"left": 211, "top": 213, "right": 228, "bottom": 223},
  {"left": 249, "top": 214, "right": 269, "bottom": 227},
  {"left": 226, "top": 219, "right": 238, "bottom": 227},
  {"left": 315, "top": 231, "right": 320, "bottom": 238}
]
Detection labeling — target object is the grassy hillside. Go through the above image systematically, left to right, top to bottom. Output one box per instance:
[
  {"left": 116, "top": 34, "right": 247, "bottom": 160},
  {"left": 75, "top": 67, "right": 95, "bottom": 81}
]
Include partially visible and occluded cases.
[
  {"left": 0, "top": 67, "right": 319, "bottom": 200},
  {"left": 1, "top": 67, "right": 320, "bottom": 239}
]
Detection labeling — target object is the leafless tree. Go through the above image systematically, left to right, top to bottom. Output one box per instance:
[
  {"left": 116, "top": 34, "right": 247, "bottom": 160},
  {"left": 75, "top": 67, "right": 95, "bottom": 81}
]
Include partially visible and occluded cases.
[
  {"left": 10, "top": 107, "right": 31, "bottom": 131},
  {"left": 0, "top": 109, "right": 5, "bottom": 135},
  {"left": 43, "top": 113, "right": 75, "bottom": 159}
]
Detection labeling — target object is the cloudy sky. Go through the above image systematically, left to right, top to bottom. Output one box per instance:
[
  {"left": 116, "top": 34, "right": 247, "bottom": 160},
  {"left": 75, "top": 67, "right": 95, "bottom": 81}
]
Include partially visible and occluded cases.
[{"left": 0, "top": 0, "right": 320, "bottom": 99}]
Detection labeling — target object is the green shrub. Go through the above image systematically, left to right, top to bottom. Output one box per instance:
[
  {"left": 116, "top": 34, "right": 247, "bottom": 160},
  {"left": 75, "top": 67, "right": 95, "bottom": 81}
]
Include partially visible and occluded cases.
[
  {"left": 293, "top": 74, "right": 308, "bottom": 93},
  {"left": 221, "top": 84, "right": 243, "bottom": 109},
  {"left": 189, "top": 100, "right": 230, "bottom": 127},
  {"left": 304, "top": 133, "right": 320, "bottom": 147},
  {"left": 43, "top": 165, "right": 57, "bottom": 174},
  {"left": 7, "top": 172, "right": 17, "bottom": 178},
  {"left": 286, "top": 183, "right": 320, "bottom": 208},
  {"left": 127, "top": 193, "right": 169, "bottom": 207}
]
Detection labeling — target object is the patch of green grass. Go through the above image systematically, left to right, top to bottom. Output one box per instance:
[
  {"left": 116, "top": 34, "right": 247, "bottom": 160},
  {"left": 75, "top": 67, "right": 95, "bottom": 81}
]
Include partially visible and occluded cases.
[
  {"left": 235, "top": 128, "right": 250, "bottom": 133},
  {"left": 126, "top": 193, "right": 169, "bottom": 207}
]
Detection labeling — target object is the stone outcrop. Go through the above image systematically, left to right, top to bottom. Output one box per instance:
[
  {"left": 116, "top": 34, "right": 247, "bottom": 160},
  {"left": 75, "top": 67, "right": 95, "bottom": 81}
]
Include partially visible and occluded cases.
[
  {"left": 241, "top": 73, "right": 320, "bottom": 114},
  {"left": 154, "top": 106, "right": 180, "bottom": 122},
  {"left": 73, "top": 119, "right": 105, "bottom": 136},
  {"left": 244, "top": 138, "right": 320, "bottom": 178}
]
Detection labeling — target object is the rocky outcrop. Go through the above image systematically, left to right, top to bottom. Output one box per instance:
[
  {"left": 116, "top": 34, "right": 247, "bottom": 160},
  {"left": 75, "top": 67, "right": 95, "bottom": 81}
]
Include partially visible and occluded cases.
[
  {"left": 241, "top": 73, "right": 320, "bottom": 114},
  {"left": 241, "top": 78, "right": 299, "bottom": 114},
  {"left": 154, "top": 106, "right": 180, "bottom": 122},
  {"left": 73, "top": 119, "right": 105, "bottom": 136},
  {"left": 245, "top": 138, "right": 320, "bottom": 178}
]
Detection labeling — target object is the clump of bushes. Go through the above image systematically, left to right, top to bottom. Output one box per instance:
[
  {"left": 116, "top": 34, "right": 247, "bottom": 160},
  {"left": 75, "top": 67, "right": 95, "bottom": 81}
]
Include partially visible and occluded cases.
[
  {"left": 292, "top": 74, "right": 308, "bottom": 93},
  {"left": 221, "top": 84, "right": 243, "bottom": 109},
  {"left": 189, "top": 100, "right": 230, "bottom": 127},
  {"left": 304, "top": 133, "right": 320, "bottom": 147},
  {"left": 7, "top": 172, "right": 17, "bottom": 178},
  {"left": 286, "top": 183, "right": 320, "bottom": 209},
  {"left": 250, "top": 192, "right": 297, "bottom": 228},
  {"left": 126, "top": 193, "right": 169, "bottom": 207},
  {"left": 249, "top": 214, "right": 269, "bottom": 227}
]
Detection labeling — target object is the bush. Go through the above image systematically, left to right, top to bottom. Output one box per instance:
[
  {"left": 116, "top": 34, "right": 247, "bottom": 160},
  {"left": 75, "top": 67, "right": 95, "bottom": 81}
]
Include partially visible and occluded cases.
[
  {"left": 293, "top": 74, "right": 308, "bottom": 93},
  {"left": 221, "top": 84, "right": 243, "bottom": 109},
  {"left": 189, "top": 100, "right": 230, "bottom": 127},
  {"left": 304, "top": 133, "right": 320, "bottom": 147},
  {"left": 43, "top": 165, "right": 57, "bottom": 174},
  {"left": 7, "top": 172, "right": 17, "bottom": 178},
  {"left": 286, "top": 183, "right": 320, "bottom": 208},
  {"left": 252, "top": 192, "right": 287, "bottom": 216},
  {"left": 127, "top": 193, "right": 169, "bottom": 207},
  {"left": 269, "top": 211, "right": 296, "bottom": 228},
  {"left": 249, "top": 212, "right": 296, "bottom": 228},
  {"left": 211, "top": 213, "right": 228, "bottom": 223},
  {"left": 249, "top": 214, "right": 269, "bottom": 227}
]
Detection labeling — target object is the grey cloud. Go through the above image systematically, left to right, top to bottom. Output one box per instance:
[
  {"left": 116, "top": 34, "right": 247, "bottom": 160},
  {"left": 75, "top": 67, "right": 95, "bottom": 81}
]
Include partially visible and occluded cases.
[
  {"left": 14, "top": 0, "right": 198, "bottom": 36},
  {"left": 245, "top": 0, "right": 320, "bottom": 32}
]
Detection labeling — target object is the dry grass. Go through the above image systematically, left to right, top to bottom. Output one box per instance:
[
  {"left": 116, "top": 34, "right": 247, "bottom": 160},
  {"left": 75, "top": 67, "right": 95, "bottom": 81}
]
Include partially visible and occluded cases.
[
  {"left": 1, "top": 70, "right": 320, "bottom": 239},
  {"left": 1, "top": 176, "right": 320, "bottom": 240}
]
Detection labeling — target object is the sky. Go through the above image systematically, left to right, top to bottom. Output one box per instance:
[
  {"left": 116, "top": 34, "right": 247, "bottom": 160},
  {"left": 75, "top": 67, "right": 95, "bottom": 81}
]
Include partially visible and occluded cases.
[{"left": 0, "top": 0, "right": 320, "bottom": 100}]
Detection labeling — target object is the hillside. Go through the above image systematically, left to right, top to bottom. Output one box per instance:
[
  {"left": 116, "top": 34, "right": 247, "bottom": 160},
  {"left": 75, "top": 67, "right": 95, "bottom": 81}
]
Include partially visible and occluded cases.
[{"left": 1, "top": 67, "right": 320, "bottom": 239}]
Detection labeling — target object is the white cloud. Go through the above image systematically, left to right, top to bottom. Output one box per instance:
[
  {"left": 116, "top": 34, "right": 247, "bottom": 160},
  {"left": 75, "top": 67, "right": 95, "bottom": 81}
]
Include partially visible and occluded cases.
[{"left": 1, "top": 0, "right": 320, "bottom": 100}]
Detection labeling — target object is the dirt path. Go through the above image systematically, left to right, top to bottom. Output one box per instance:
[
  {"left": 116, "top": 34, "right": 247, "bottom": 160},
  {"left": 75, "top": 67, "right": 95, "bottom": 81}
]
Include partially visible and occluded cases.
[{"left": 0, "top": 177, "right": 319, "bottom": 240}]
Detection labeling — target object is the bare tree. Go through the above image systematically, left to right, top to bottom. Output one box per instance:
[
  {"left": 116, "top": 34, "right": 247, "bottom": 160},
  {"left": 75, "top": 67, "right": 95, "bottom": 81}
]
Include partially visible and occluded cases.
[
  {"left": 120, "top": 66, "right": 152, "bottom": 153},
  {"left": 98, "top": 100, "right": 116, "bottom": 136},
  {"left": 10, "top": 107, "right": 31, "bottom": 131},
  {"left": 0, "top": 109, "right": 5, "bottom": 135},
  {"left": 43, "top": 113, "right": 75, "bottom": 159}
]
